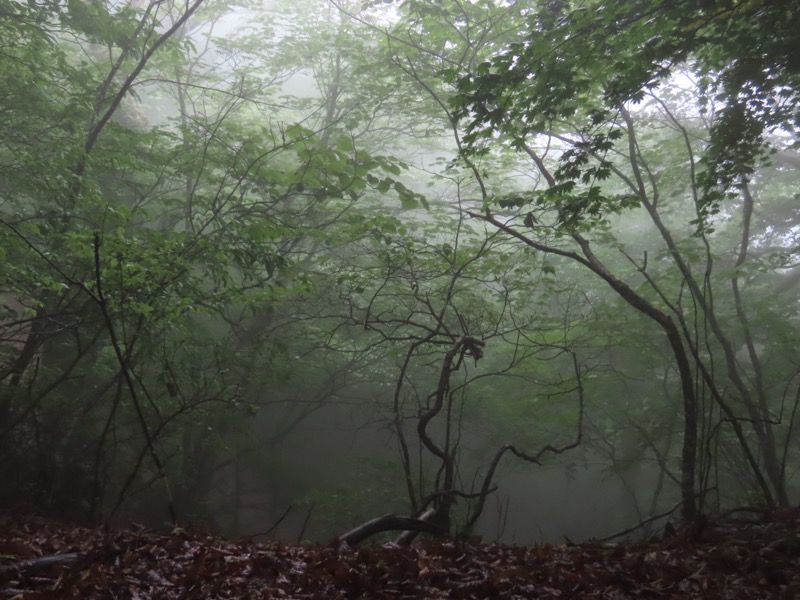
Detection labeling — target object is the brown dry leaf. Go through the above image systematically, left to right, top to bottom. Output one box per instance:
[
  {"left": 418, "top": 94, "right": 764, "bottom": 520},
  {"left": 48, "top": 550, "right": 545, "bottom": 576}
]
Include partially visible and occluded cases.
[{"left": 2, "top": 509, "right": 800, "bottom": 599}]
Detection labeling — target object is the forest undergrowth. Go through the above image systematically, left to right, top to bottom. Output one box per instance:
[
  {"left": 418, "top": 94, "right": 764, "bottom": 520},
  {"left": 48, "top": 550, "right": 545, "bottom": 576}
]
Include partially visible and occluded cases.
[{"left": 2, "top": 508, "right": 800, "bottom": 599}]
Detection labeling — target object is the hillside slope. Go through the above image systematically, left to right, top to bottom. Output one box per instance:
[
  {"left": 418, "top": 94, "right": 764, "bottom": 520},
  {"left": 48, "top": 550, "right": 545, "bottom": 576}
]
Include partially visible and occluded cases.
[{"left": 2, "top": 509, "right": 800, "bottom": 598}]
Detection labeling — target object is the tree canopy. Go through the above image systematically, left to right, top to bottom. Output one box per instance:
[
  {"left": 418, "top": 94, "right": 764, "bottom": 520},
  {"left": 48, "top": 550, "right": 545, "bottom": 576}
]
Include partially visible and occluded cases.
[
  {"left": 1, "top": 0, "right": 799, "bottom": 544},
  {"left": 455, "top": 0, "right": 800, "bottom": 221}
]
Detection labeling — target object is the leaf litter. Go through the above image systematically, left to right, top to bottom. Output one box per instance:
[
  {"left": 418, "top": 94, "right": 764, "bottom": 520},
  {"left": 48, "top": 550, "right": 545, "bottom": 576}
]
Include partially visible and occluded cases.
[{"left": 2, "top": 508, "right": 800, "bottom": 599}]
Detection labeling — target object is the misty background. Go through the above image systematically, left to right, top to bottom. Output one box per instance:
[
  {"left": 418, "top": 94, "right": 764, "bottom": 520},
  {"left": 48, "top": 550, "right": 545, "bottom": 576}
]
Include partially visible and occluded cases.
[{"left": 1, "top": 0, "right": 798, "bottom": 546}]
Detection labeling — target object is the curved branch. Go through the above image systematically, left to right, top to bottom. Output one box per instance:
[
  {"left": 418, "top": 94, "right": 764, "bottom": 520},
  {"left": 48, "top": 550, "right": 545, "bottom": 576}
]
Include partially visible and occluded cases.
[
  {"left": 465, "top": 351, "right": 585, "bottom": 530},
  {"left": 336, "top": 513, "right": 446, "bottom": 547}
]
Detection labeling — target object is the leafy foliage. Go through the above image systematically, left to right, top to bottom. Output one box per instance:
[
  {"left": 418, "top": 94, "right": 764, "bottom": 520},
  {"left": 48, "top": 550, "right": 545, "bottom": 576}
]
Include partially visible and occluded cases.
[
  {"left": 2, "top": 0, "right": 800, "bottom": 548},
  {"left": 454, "top": 0, "right": 800, "bottom": 227}
]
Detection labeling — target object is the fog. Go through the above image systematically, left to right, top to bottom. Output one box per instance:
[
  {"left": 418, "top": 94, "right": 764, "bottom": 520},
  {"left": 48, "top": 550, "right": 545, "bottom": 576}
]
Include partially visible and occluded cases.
[
  {"left": 1, "top": 0, "right": 798, "bottom": 548},
  {"left": 197, "top": 398, "right": 669, "bottom": 545}
]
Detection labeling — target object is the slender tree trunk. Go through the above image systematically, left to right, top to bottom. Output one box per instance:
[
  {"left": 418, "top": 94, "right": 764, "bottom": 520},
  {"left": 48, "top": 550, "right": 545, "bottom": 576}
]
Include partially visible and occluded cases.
[
  {"left": 619, "top": 106, "right": 784, "bottom": 506},
  {"left": 473, "top": 213, "right": 699, "bottom": 521},
  {"left": 577, "top": 240, "right": 698, "bottom": 522}
]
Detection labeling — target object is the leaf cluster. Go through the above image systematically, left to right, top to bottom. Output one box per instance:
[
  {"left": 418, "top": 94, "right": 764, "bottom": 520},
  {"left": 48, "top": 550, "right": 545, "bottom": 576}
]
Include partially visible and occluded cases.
[{"left": 452, "top": 0, "right": 800, "bottom": 227}]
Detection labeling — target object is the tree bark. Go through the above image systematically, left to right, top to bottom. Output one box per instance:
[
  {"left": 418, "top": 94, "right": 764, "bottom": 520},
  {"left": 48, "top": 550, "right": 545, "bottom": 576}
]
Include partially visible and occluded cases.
[{"left": 336, "top": 513, "right": 446, "bottom": 547}]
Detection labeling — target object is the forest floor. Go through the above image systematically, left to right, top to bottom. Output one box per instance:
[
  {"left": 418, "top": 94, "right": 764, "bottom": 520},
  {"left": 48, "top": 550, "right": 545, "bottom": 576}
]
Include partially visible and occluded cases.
[{"left": 2, "top": 508, "right": 800, "bottom": 599}]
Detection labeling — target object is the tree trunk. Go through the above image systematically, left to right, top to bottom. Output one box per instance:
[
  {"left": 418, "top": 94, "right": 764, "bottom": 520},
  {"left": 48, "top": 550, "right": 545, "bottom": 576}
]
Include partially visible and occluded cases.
[
  {"left": 473, "top": 213, "right": 699, "bottom": 522},
  {"left": 336, "top": 512, "right": 446, "bottom": 547}
]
